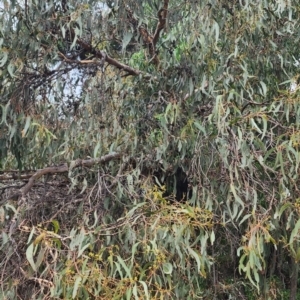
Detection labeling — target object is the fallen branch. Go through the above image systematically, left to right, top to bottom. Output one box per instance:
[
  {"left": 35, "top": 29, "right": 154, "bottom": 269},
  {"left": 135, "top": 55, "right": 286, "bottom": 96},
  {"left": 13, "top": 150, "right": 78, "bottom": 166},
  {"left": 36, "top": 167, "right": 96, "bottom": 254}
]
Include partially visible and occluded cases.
[{"left": 0, "top": 152, "right": 122, "bottom": 204}]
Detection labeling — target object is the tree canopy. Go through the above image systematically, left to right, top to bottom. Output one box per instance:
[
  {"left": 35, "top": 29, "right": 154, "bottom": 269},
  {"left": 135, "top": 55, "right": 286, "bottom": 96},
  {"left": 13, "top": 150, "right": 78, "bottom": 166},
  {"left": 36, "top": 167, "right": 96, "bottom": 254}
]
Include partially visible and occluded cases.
[{"left": 1, "top": 0, "right": 300, "bottom": 299}]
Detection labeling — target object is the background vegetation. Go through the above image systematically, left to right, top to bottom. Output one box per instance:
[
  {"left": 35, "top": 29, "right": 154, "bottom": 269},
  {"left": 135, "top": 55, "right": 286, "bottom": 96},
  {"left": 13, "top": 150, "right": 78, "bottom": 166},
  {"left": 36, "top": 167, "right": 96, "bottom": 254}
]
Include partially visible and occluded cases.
[{"left": 1, "top": 0, "right": 300, "bottom": 299}]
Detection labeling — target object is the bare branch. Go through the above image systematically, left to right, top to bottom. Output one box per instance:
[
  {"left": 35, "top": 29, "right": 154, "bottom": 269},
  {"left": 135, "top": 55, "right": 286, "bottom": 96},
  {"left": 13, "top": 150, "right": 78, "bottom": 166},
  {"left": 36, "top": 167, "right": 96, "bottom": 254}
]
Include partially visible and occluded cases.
[{"left": 1, "top": 152, "right": 122, "bottom": 204}]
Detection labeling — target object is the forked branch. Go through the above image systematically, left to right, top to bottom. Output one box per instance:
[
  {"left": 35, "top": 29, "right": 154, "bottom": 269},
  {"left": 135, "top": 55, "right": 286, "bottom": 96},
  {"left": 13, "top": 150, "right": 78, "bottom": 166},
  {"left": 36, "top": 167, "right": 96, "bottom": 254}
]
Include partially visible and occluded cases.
[
  {"left": 126, "top": 0, "right": 169, "bottom": 65},
  {"left": 62, "top": 1, "right": 169, "bottom": 75},
  {"left": 0, "top": 152, "right": 122, "bottom": 204}
]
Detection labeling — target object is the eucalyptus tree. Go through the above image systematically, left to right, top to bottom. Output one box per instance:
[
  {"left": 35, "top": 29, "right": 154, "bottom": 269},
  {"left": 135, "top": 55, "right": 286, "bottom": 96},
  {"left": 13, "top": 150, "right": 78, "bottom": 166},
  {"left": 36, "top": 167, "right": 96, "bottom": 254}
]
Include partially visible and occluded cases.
[{"left": 1, "top": 0, "right": 300, "bottom": 299}]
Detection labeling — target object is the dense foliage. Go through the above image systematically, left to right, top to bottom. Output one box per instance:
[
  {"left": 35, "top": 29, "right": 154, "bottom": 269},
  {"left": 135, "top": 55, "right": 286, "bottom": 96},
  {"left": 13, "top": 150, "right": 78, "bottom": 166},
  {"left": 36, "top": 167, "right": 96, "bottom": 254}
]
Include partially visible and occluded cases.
[{"left": 1, "top": 0, "right": 300, "bottom": 299}]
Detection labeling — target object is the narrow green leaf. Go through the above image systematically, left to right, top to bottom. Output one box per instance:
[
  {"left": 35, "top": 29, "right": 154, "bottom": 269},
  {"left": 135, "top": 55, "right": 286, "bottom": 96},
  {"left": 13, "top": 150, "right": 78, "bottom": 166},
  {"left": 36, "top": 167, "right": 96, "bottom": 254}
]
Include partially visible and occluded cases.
[
  {"left": 214, "top": 21, "right": 220, "bottom": 42},
  {"left": 122, "top": 32, "right": 133, "bottom": 53},
  {"left": 0, "top": 51, "right": 8, "bottom": 67},
  {"left": 7, "top": 62, "right": 15, "bottom": 77},
  {"left": 260, "top": 81, "right": 267, "bottom": 96},
  {"left": 261, "top": 115, "right": 267, "bottom": 139},
  {"left": 250, "top": 118, "right": 262, "bottom": 134},
  {"left": 194, "top": 121, "right": 206, "bottom": 134},
  {"left": 93, "top": 142, "right": 101, "bottom": 158},
  {"left": 80, "top": 178, "right": 88, "bottom": 194},
  {"left": 127, "top": 204, "right": 146, "bottom": 219},
  {"left": 289, "top": 218, "right": 300, "bottom": 254},
  {"left": 51, "top": 220, "right": 60, "bottom": 234},
  {"left": 27, "top": 227, "right": 36, "bottom": 244},
  {"left": 210, "top": 230, "right": 215, "bottom": 245},
  {"left": 78, "top": 242, "right": 90, "bottom": 258},
  {"left": 26, "top": 243, "right": 37, "bottom": 271},
  {"left": 35, "top": 246, "right": 46, "bottom": 270},
  {"left": 187, "top": 246, "right": 201, "bottom": 273},
  {"left": 117, "top": 256, "right": 132, "bottom": 278},
  {"left": 162, "top": 262, "right": 173, "bottom": 274},
  {"left": 72, "top": 275, "right": 82, "bottom": 299},
  {"left": 139, "top": 281, "right": 149, "bottom": 300},
  {"left": 132, "top": 283, "right": 138, "bottom": 300}
]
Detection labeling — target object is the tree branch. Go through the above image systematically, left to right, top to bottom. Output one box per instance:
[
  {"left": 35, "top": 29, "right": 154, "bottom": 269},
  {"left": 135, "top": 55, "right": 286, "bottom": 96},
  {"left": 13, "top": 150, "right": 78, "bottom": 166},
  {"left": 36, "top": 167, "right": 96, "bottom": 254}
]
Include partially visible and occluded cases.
[
  {"left": 126, "top": 0, "right": 169, "bottom": 66},
  {"left": 153, "top": 0, "right": 169, "bottom": 47},
  {"left": 63, "top": 2, "right": 169, "bottom": 75},
  {"left": 76, "top": 38, "right": 141, "bottom": 76},
  {"left": 0, "top": 152, "right": 122, "bottom": 204}
]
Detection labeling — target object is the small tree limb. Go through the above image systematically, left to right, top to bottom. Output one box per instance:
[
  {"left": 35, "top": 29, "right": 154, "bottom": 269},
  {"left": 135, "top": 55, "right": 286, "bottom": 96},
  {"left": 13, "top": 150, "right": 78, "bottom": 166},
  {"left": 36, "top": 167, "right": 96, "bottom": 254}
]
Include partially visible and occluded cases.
[
  {"left": 126, "top": 0, "right": 169, "bottom": 66},
  {"left": 153, "top": 0, "right": 169, "bottom": 47},
  {"left": 76, "top": 38, "right": 142, "bottom": 76},
  {"left": 0, "top": 152, "right": 122, "bottom": 204}
]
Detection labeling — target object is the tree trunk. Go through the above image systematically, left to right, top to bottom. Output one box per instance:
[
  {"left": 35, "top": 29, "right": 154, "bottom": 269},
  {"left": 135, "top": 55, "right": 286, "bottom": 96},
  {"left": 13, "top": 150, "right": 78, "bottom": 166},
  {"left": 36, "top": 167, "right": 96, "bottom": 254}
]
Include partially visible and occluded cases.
[{"left": 290, "top": 257, "right": 299, "bottom": 300}]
